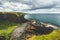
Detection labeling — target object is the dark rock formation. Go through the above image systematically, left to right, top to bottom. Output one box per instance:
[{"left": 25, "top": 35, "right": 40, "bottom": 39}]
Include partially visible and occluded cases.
[{"left": 11, "top": 22, "right": 56, "bottom": 40}]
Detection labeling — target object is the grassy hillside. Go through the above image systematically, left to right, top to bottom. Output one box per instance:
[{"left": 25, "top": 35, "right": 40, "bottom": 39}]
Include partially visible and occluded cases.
[
  {"left": 0, "top": 12, "right": 60, "bottom": 40},
  {"left": 0, "top": 12, "right": 20, "bottom": 40},
  {"left": 0, "top": 20, "right": 19, "bottom": 40},
  {"left": 1, "top": 20, "right": 60, "bottom": 40},
  {"left": 28, "top": 29, "right": 60, "bottom": 40}
]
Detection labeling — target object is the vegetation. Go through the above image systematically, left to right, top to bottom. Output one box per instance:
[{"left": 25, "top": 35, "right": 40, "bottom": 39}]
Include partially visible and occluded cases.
[
  {"left": 0, "top": 12, "right": 60, "bottom": 40},
  {"left": 0, "top": 12, "right": 20, "bottom": 40},
  {"left": 0, "top": 20, "right": 19, "bottom": 40},
  {"left": 28, "top": 29, "right": 60, "bottom": 40}
]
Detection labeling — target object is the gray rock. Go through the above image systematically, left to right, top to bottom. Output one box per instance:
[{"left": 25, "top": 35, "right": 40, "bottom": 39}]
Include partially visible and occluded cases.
[{"left": 11, "top": 23, "right": 28, "bottom": 40}]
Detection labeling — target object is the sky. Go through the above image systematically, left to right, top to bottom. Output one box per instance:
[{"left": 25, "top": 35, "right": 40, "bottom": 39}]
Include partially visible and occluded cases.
[{"left": 0, "top": 0, "right": 60, "bottom": 14}]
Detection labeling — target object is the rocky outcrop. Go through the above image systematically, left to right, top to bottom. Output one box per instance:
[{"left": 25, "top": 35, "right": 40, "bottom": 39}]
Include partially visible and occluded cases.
[
  {"left": 11, "top": 21, "right": 59, "bottom": 40},
  {"left": 11, "top": 23, "right": 28, "bottom": 40}
]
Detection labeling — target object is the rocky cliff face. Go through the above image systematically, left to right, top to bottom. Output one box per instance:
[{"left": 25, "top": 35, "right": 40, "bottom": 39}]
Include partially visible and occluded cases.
[
  {"left": 0, "top": 13, "right": 28, "bottom": 23},
  {"left": 11, "top": 21, "right": 57, "bottom": 40}
]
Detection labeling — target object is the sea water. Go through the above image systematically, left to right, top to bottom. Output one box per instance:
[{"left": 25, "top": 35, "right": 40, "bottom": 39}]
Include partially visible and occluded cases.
[{"left": 24, "top": 14, "right": 60, "bottom": 26}]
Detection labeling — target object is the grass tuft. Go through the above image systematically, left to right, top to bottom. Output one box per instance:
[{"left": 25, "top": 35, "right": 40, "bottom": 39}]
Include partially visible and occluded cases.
[{"left": 0, "top": 20, "right": 19, "bottom": 40}]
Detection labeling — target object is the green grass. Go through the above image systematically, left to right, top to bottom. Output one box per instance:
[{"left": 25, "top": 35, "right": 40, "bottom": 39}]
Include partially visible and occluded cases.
[
  {"left": 0, "top": 12, "right": 60, "bottom": 40},
  {"left": 0, "top": 19, "right": 60, "bottom": 40},
  {"left": 0, "top": 20, "right": 19, "bottom": 40},
  {"left": 28, "top": 29, "right": 60, "bottom": 40},
  {"left": 35, "top": 30, "right": 60, "bottom": 40}
]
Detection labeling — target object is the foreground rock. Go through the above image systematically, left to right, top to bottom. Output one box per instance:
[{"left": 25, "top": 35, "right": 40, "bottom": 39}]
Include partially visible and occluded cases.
[
  {"left": 11, "top": 22, "right": 60, "bottom": 40},
  {"left": 11, "top": 23, "right": 28, "bottom": 40}
]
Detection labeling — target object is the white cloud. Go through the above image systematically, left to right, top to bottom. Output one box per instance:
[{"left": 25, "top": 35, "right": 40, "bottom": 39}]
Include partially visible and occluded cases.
[{"left": 0, "top": 0, "right": 60, "bottom": 14}]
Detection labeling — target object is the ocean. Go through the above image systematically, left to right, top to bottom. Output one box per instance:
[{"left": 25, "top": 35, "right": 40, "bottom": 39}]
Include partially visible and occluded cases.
[{"left": 24, "top": 14, "right": 60, "bottom": 26}]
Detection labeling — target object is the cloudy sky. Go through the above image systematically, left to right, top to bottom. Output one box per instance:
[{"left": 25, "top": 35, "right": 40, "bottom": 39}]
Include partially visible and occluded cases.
[{"left": 0, "top": 0, "right": 60, "bottom": 14}]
